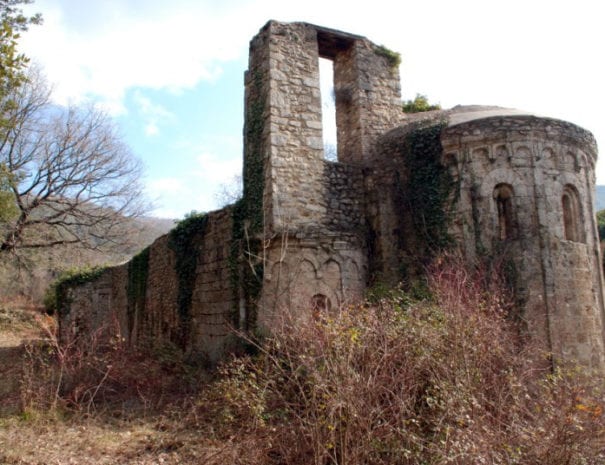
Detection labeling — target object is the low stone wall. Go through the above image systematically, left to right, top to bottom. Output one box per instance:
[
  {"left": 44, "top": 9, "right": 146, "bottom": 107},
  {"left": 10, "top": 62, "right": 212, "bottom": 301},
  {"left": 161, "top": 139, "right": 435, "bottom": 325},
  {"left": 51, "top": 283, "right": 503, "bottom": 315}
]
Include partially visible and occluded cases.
[{"left": 59, "top": 207, "right": 236, "bottom": 363}]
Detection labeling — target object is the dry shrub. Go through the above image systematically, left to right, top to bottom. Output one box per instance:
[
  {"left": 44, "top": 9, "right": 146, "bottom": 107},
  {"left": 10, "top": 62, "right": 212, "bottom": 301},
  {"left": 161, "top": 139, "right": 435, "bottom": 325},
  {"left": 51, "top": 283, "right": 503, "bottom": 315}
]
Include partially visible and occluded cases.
[
  {"left": 194, "top": 255, "right": 605, "bottom": 465},
  {"left": 20, "top": 315, "right": 192, "bottom": 417}
]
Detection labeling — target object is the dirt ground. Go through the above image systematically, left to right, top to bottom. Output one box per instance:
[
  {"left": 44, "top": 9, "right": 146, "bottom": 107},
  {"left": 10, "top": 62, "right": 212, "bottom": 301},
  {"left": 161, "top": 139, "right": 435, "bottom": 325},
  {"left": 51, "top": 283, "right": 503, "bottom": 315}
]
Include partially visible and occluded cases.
[
  {"left": 0, "top": 302, "right": 246, "bottom": 465},
  {"left": 0, "top": 415, "right": 250, "bottom": 465}
]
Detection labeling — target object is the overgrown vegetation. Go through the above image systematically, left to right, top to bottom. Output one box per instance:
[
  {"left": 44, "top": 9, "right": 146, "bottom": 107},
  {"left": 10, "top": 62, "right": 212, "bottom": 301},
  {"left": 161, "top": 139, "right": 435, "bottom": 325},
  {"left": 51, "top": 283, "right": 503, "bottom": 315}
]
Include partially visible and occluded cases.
[
  {"left": 0, "top": 0, "right": 41, "bottom": 102},
  {"left": 373, "top": 44, "right": 401, "bottom": 68},
  {"left": 230, "top": 70, "right": 266, "bottom": 330},
  {"left": 402, "top": 93, "right": 441, "bottom": 113},
  {"left": 390, "top": 121, "right": 456, "bottom": 284},
  {"left": 402, "top": 122, "right": 453, "bottom": 250},
  {"left": 0, "top": 162, "right": 17, "bottom": 221},
  {"left": 597, "top": 209, "right": 605, "bottom": 241},
  {"left": 168, "top": 211, "right": 208, "bottom": 348},
  {"left": 127, "top": 246, "right": 150, "bottom": 338},
  {"left": 3, "top": 255, "right": 605, "bottom": 464},
  {"left": 191, "top": 256, "right": 605, "bottom": 464},
  {"left": 43, "top": 265, "right": 108, "bottom": 316},
  {"left": 19, "top": 313, "right": 195, "bottom": 418}
]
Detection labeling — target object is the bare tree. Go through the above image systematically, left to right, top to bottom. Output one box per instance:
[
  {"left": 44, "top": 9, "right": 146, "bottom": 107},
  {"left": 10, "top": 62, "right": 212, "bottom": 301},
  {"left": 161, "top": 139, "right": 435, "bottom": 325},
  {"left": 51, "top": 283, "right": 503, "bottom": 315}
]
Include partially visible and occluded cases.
[{"left": 0, "top": 70, "right": 146, "bottom": 254}]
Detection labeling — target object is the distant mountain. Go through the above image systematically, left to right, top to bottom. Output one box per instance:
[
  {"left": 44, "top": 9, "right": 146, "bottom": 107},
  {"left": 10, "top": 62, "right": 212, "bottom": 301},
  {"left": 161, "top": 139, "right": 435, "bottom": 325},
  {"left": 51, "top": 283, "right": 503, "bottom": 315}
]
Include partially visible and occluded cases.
[
  {"left": 597, "top": 186, "right": 605, "bottom": 212},
  {"left": 0, "top": 215, "right": 175, "bottom": 303}
]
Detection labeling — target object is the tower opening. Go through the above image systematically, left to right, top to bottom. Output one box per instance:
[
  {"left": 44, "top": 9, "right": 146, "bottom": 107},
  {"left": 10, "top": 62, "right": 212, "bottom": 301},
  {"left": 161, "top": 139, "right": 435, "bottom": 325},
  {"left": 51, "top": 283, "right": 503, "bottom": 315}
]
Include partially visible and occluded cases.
[{"left": 319, "top": 57, "right": 337, "bottom": 161}]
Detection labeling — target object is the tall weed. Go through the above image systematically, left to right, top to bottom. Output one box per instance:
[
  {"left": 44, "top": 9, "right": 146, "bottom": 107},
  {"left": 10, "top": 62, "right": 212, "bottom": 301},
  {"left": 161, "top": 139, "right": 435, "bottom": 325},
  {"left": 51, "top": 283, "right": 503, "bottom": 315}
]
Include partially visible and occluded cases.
[{"left": 194, "top": 255, "right": 605, "bottom": 464}]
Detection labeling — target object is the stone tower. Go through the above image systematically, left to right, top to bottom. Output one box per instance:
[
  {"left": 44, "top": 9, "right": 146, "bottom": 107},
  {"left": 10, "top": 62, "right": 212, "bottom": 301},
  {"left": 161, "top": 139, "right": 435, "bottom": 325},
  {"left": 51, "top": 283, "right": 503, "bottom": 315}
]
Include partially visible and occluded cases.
[{"left": 244, "top": 21, "right": 402, "bottom": 321}]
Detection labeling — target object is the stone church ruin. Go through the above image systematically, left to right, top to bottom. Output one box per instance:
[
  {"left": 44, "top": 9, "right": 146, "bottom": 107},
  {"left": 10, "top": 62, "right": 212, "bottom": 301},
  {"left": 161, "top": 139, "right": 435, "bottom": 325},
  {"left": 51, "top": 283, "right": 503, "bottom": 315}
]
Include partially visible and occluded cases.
[{"left": 58, "top": 20, "right": 605, "bottom": 372}]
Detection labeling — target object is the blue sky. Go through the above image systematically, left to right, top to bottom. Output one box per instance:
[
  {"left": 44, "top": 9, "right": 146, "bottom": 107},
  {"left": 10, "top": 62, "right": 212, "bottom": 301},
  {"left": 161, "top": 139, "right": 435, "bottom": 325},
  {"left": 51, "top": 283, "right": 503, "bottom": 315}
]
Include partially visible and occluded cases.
[{"left": 20, "top": 0, "right": 605, "bottom": 218}]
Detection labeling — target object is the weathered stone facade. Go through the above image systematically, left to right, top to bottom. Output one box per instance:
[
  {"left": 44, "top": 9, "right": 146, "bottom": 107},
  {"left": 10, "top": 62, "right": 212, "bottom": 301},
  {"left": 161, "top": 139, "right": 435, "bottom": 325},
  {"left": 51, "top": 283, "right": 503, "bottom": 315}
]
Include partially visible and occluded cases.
[{"left": 60, "top": 21, "right": 605, "bottom": 371}]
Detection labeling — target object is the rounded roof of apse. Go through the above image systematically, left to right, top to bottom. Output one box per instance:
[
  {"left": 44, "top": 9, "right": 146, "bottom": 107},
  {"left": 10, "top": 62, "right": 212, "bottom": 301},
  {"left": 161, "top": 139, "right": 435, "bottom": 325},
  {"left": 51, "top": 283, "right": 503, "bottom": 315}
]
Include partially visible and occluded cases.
[
  {"left": 390, "top": 105, "right": 598, "bottom": 157},
  {"left": 399, "top": 105, "right": 543, "bottom": 128}
]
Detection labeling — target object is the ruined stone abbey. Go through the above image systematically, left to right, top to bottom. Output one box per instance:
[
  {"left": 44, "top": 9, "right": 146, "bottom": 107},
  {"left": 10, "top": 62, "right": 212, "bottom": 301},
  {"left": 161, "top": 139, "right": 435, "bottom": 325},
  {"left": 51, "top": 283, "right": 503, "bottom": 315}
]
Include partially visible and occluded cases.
[{"left": 61, "top": 21, "right": 605, "bottom": 373}]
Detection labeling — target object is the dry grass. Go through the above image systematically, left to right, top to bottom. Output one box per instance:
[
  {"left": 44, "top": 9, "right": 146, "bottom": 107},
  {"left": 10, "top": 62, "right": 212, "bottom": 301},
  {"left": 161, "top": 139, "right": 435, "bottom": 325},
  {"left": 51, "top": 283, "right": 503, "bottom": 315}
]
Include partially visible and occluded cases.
[
  {"left": 189, "top": 255, "right": 605, "bottom": 464},
  {"left": 2, "top": 256, "right": 605, "bottom": 464},
  {"left": 0, "top": 413, "right": 260, "bottom": 464}
]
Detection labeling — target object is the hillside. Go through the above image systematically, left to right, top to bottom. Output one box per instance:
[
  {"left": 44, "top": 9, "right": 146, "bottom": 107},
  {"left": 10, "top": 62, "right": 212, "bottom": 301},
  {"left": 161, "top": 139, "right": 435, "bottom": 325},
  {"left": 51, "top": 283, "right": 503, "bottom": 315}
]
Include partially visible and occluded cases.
[{"left": 0, "top": 215, "right": 174, "bottom": 303}]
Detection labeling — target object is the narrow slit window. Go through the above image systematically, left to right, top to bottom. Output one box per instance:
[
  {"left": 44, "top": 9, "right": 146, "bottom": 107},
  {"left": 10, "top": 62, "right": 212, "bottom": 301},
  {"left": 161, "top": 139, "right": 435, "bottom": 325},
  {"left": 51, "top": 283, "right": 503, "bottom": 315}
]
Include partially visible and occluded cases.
[
  {"left": 494, "top": 184, "right": 515, "bottom": 240},
  {"left": 562, "top": 185, "right": 583, "bottom": 242}
]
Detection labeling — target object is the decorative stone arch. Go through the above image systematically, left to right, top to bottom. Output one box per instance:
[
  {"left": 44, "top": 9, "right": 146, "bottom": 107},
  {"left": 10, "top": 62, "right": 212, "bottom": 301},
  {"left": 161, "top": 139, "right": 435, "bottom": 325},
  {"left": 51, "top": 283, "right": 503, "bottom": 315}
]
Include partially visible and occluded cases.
[
  {"left": 494, "top": 144, "right": 509, "bottom": 161},
  {"left": 514, "top": 145, "right": 532, "bottom": 157},
  {"left": 472, "top": 147, "right": 489, "bottom": 161},
  {"left": 540, "top": 147, "right": 556, "bottom": 170},
  {"left": 562, "top": 151, "right": 577, "bottom": 172},
  {"left": 577, "top": 151, "right": 588, "bottom": 173},
  {"left": 479, "top": 168, "right": 529, "bottom": 199},
  {"left": 493, "top": 183, "right": 516, "bottom": 241},
  {"left": 561, "top": 184, "right": 584, "bottom": 242},
  {"left": 297, "top": 255, "right": 321, "bottom": 278}
]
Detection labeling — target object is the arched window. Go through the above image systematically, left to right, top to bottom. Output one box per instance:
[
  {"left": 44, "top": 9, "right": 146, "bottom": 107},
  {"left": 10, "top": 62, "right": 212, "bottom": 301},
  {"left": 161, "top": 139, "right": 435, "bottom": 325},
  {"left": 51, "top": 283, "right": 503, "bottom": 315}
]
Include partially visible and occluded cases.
[
  {"left": 493, "top": 184, "right": 515, "bottom": 240},
  {"left": 562, "top": 185, "right": 583, "bottom": 242},
  {"left": 311, "top": 293, "right": 330, "bottom": 312},
  {"left": 311, "top": 293, "right": 331, "bottom": 318}
]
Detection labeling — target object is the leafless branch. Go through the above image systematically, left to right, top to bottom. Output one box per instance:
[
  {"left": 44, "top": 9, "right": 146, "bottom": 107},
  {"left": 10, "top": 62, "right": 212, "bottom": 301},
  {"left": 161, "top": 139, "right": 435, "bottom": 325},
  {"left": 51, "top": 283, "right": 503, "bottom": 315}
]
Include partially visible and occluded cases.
[{"left": 0, "top": 69, "right": 147, "bottom": 254}]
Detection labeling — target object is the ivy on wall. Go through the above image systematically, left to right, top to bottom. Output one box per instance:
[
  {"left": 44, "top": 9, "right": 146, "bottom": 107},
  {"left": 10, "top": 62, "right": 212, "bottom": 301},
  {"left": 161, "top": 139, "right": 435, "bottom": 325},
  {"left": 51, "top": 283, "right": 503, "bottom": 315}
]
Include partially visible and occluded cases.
[
  {"left": 230, "top": 70, "right": 266, "bottom": 331},
  {"left": 242, "top": 70, "right": 265, "bottom": 233},
  {"left": 391, "top": 121, "right": 456, "bottom": 280},
  {"left": 402, "top": 121, "right": 454, "bottom": 251},
  {"left": 168, "top": 212, "right": 208, "bottom": 348},
  {"left": 127, "top": 246, "right": 150, "bottom": 338},
  {"left": 44, "top": 266, "right": 108, "bottom": 316}
]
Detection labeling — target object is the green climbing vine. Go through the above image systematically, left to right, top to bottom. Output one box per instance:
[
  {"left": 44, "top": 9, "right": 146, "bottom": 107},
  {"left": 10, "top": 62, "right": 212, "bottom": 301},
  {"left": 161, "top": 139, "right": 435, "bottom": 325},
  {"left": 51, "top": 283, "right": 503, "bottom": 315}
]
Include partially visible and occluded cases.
[
  {"left": 230, "top": 70, "right": 266, "bottom": 330},
  {"left": 242, "top": 70, "right": 265, "bottom": 232},
  {"left": 393, "top": 121, "right": 456, "bottom": 280},
  {"left": 168, "top": 211, "right": 208, "bottom": 347},
  {"left": 127, "top": 246, "right": 150, "bottom": 336},
  {"left": 44, "top": 266, "right": 108, "bottom": 316}
]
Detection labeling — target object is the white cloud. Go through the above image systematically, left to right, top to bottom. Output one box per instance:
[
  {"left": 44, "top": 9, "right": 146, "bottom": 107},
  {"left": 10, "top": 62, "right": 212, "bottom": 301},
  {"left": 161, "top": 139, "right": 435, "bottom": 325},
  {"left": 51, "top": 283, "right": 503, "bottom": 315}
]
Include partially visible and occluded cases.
[
  {"left": 20, "top": 0, "right": 605, "bottom": 187},
  {"left": 20, "top": 1, "right": 255, "bottom": 110},
  {"left": 132, "top": 90, "right": 175, "bottom": 136},
  {"left": 144, "top": 123, "right": 159, "bottom": 137},
  {"left": 145, "top": 149, "right": 242, "bottom": 218},
  {"left": 193, "top": 152, "right": 242, "bottom": 184},
  {"left": 147, "top": 177, "right": 185, "bottom": 195}
]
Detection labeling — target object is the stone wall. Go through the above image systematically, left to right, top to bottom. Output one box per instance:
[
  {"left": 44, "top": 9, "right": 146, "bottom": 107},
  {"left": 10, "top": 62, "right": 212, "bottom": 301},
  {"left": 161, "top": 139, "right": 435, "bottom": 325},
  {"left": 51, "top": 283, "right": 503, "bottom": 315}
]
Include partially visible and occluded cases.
[
  {"left": 247, "top": 21, "right": 385, "bottom": 321},
  {"left": 247, "top": 21, "right": 403, "bottom": 235},
  {"left": 60, "top": 208, "right": 236, "bottom": 363}
]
